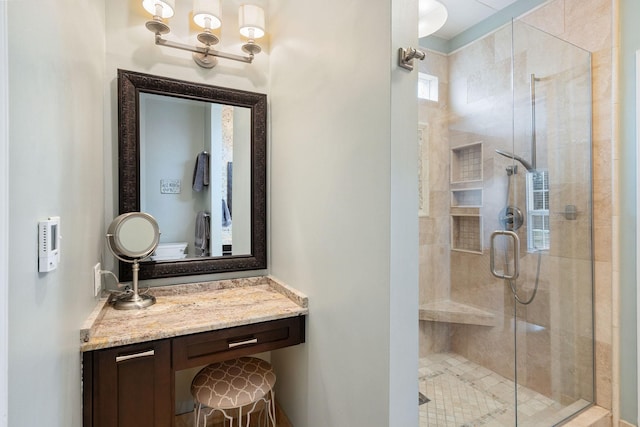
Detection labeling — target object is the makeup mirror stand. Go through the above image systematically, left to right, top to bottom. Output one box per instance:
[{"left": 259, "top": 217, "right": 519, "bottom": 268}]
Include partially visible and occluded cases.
[
  {"left": 106, "top": 212, "right": 160, "bottom": 310},
  {"left": 115, "top": 259, "right": 156, "bottom": 310}
]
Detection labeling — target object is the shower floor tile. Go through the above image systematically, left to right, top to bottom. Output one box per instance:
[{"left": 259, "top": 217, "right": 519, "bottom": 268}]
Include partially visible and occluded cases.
[{"left": 419, "top": 353, "right": 578, "bottom": 426}]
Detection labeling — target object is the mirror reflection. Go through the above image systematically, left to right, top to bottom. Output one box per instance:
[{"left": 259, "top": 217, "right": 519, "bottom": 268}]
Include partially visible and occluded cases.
[
  {"left": 139, "top": 93, "right": 251, "bottom": 261},
  {"left": 118, "top": 215, "right": 159, "bottom": 255}
]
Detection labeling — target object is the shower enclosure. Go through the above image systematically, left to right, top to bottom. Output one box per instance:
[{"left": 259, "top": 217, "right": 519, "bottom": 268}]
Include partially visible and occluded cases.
[{"left": 418, "top": 19, "right": 593, "bottom": 426}]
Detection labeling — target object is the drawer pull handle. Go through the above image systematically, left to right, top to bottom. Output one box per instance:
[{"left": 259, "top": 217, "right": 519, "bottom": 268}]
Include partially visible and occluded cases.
[
  {"left": 228, "top": 338, "right": 258, "bottom": 348},
  {"left": 116, "top": 349, "right": 155, "bottom": 363}
]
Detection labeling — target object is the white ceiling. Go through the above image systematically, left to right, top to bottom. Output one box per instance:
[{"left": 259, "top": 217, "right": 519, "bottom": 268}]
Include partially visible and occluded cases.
[{"left": 431, "top": 0, "right": 519, "bottom": 40}]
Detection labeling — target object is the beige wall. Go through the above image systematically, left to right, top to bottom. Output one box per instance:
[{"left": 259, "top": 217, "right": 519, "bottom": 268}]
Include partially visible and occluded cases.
[
  {"left": 268, "top": 0, "right": 420, "bottom": 425},
  {"left": 7, "top": 1, "right": 106, "bottom": 426}
]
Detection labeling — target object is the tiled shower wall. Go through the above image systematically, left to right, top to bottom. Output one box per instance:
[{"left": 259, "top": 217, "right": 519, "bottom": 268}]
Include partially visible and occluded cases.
[
  {"left": 418, "top": 0, "right": 613, "bottom": 411},
  {"left": 521, "top": 0, "right": 614, "bottom": 411},
  {"left": 419, "top": 49, "right": 451, "bottom": 355}
]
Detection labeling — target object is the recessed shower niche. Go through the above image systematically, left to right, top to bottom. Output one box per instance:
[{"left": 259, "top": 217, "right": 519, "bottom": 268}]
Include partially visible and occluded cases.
[
  {"left": 449, "top": 142, "right": 483, "bottom": 254},
  {"left": 450, "top": 142, "right": 482, "bottom": 184},
  {"left": 450, "top": 188, "right": 482, "bottom": 208},
  {"left": 450, "top": 214, "right": 482, "bottom": 254}
]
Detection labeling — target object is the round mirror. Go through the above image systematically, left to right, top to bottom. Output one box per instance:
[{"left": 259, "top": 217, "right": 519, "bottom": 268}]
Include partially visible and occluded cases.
[
  {"left": 106, "top": 212, "right": 160, "bottom": 310},
  {"left": 107, "top": 212, "right": 160, "bottom": 260}
]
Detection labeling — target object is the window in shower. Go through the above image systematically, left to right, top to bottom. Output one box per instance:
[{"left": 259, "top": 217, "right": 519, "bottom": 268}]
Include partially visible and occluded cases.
[
  {"left": 418, "top": 72, "right": 438, "bottom": 102},
  {"left": 526, "top": 170, "right": 549, "bottom": 251}
]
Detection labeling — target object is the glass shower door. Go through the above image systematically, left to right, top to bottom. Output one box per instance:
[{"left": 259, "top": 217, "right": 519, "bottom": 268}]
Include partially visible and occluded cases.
[
  {"left": 418, "top": 15, "right": 594, "bottom": 427},
  {"left": 508, "top": 19, "right": 594, "bottom": 426}
]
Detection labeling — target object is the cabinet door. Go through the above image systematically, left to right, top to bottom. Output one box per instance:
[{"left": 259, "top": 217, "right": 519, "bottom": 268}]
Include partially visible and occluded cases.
[{"left": 86, "top": 340, "right": 172, "bottom": 427}]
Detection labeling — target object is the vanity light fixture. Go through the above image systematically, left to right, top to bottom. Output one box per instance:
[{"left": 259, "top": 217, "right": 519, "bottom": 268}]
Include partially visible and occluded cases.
[{"left": 142, "top": 0, "right": 266, "bottom": 69}]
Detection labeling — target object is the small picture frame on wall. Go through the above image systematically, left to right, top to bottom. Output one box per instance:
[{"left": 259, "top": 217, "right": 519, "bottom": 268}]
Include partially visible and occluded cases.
[{"left": 160, "top": 179, "right": 181, "bottom": 194}]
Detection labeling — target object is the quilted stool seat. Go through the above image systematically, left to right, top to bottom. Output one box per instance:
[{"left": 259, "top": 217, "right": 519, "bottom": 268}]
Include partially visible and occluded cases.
[{"left": 191, "top": 357, "right": 277, "bottom": 427}]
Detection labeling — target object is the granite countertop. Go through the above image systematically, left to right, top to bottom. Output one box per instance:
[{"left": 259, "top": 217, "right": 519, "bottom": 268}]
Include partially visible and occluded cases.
[{"left": 80, "top": 276, "right": 308, "bottom": 352}]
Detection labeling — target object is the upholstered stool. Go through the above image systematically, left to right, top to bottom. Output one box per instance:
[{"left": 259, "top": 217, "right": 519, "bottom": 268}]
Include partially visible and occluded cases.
[{"left": 191, "top": 357, "right": 277, "bottom": 427}]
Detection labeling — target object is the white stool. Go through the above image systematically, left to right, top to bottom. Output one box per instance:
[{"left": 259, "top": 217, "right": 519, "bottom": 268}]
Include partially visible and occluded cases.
[{"left": 191, "top": 357, "right": 276, "bottom": 427}]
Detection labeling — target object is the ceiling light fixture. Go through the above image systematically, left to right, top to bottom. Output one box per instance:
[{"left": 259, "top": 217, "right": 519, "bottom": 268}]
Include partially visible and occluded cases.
[
  {"left": 142, "top": 0, "right": 265, "bottom": 69},
  {"left": 418, "top": 0, "right": 448, "bottom": 38}
]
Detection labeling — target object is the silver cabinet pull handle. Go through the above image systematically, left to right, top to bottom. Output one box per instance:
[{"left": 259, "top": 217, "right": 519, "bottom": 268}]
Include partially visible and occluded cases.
[
  {"left": 490, "top": 230, "right": 520, "bottom": 280},
  {"left": 228, "top": 338, "right": 258, "bottom": 349},
  {"left": 116, "top": 349, "right": 155, "bottom": 363}
]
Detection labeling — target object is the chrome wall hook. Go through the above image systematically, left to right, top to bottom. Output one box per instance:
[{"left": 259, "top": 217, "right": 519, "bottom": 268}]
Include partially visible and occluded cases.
[{"left": 398, "top": 47, "right": 426, "bottom": 71}]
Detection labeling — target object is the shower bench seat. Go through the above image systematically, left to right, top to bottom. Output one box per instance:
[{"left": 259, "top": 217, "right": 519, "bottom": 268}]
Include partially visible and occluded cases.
[{"left": 419, "top": 300, "right": 496, "bottom": 327}]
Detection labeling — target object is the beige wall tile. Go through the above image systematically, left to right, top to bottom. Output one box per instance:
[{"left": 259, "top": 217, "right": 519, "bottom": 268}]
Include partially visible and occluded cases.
[
  {"left": 521, "top": 0, "right": 566, "bottom": 35},
  {"left": 564, "top": 0, "right": 612, "bottom": 53},
  {"left": 594, "top": 261, "right": 613, "bottom": 346},
  {"left": 419, "top": 320, "right": 450, "bottom": 357},
  {"left": 595, "top": 340, "right": 613, "bottom": 410}
]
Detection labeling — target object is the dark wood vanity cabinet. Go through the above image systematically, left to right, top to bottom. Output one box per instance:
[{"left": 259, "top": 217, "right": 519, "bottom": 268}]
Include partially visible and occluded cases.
[
  {"left": 82, "top": 316, "right": 306, "bottom": 427},
  {"left": 83, "top": 340, "right": 172, "bottom": 427}
]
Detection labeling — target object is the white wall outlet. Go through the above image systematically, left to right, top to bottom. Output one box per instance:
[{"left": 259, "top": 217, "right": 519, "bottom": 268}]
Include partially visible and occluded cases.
[{"left": 93, "top": 263, "right": 101, "bottom": 297}]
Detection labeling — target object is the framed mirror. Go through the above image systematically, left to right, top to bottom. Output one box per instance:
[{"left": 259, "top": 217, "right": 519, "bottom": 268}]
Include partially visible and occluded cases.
[{"left": 118, "top": 69, "right": 267, "bottom": 280}]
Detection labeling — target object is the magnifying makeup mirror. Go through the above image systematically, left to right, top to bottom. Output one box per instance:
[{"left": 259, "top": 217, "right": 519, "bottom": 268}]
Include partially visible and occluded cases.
[{"left": 106, "top": 212, "right": 160, "bottom": 310}]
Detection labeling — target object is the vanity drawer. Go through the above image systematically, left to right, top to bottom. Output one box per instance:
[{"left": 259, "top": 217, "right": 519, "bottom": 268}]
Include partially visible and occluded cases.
[{"left": 172, "top": 316, "right": 305, "bottom": 370}]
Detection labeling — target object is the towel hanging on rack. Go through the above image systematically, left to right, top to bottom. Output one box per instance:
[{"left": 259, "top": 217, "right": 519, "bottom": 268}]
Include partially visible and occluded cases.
[
  {"left": 192, "top": 151, "right": 210, "bottom": 192},
  {"left": 222, "top": 199, "right": 232, "bottom": 227},
  {"left": 194, "top": 211, "right": 210, "bottom": 256}
]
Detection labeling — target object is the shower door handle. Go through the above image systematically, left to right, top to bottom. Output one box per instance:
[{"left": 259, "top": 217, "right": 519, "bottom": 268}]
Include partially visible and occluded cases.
[{"left": 490, "top": 230, "right": 520, "bottom": 280}]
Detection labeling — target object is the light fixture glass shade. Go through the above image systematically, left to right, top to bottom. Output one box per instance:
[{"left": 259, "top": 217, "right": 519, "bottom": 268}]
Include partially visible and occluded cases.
[
  {"left": 142, "top": 0, "right": 175, "bottom": 18},
  {"left": 193, "top": 0, "right": 222, "bottom": 30},
  {"left": 418, "top": 0, "right": 448, "bottom": 38},
  {"left": 239, "top": 5, "right": 265, "bottom": 39}
]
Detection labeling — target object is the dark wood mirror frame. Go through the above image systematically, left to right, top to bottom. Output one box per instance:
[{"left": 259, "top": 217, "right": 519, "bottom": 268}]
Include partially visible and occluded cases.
[{"left": 118, "top": 69, "right": 267, "bottom": 280}]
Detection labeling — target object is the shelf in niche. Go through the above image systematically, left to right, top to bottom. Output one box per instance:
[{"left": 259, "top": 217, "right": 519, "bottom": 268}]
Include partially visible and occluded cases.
[
  {"left": 450, "top": 142, "right": 483, "bottom": 184},
  {"left": 451, "top": 188, "right": 483, "bottom": 207},
  {"left": 451, "top": 214, "right": 483, "bottom": 254}
]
